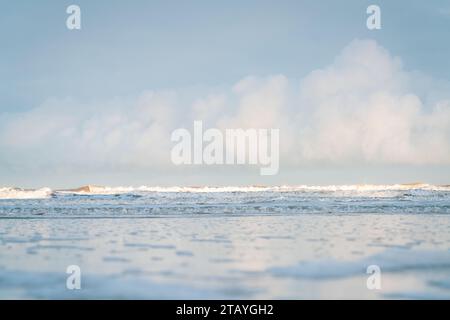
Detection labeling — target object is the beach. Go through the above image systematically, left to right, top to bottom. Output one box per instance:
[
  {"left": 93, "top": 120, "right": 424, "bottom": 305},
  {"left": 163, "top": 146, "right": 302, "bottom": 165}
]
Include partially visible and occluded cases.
[{"left": 1, "top": 185, "right": 450, "bottom": 299}]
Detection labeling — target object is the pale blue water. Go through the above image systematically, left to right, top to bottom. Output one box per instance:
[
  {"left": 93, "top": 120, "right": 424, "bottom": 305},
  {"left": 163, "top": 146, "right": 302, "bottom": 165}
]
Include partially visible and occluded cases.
[{"left": 1, "top": 185, "right": 449, "bottom": 217}]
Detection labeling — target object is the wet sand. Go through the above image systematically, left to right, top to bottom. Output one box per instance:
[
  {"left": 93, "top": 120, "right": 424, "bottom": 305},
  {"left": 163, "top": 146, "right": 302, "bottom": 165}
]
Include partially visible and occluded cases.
[{"left": 1, "top": 214, "right": 450, "bottom": 299}]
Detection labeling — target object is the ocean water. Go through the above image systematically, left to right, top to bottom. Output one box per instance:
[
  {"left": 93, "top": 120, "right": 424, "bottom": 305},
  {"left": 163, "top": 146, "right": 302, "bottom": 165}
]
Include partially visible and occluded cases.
[{"left": 1, "top": 184, "right": 450, "bottom": 299}]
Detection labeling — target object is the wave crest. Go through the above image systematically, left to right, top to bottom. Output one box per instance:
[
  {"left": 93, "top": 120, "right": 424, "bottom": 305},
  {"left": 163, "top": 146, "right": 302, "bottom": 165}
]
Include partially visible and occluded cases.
[
  {"left": 1, "top": 183, "right": 449, "bottom": 199},
  {"left": 0, "top": 187, "right": 53, "bottom": 200}
]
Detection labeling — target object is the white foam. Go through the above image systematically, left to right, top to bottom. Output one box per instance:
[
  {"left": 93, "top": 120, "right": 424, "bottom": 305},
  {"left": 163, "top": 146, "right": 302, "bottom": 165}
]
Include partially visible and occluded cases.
[
  {"left": 2, "top": 183, "right": 449, "bottom": 199},
  {"left": 57, "top": 183, "right": 450, "bottom": 194},
  {"left": 0, "top": 187, "right": 52, "bottom": 199},
  {"left": 269, "top": 248, "right": 450, "bottom": 279}
]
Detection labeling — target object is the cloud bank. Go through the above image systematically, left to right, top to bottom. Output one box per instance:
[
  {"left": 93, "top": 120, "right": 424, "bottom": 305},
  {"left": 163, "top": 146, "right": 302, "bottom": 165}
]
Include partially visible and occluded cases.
[{"left": 1, "top": 39, "right": 449, "bottom": 174}]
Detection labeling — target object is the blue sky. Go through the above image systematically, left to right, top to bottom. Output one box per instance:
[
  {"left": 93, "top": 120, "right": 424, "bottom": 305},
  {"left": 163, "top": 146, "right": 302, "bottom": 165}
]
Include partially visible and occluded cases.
[
  {"left": 1, "top": 0, "right": 450, "bottom": 187},
  {"left": 2, "top": 0, "right": 450, "bottom": 112}
]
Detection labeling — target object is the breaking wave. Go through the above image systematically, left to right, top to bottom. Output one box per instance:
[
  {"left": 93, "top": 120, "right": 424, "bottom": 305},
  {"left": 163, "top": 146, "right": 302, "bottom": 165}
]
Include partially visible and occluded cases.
[
  {"left": 0, "top": 183, "right": 449, "bottom": 199},
  {"left": 0, "top": 187, "right": 53, "bottom": 200}
]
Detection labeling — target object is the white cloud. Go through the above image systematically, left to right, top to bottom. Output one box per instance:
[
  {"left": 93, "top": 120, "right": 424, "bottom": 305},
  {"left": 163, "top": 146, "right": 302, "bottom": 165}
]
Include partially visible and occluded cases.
[
  {"left": 1, "top": 39, "right": 449, "bottom": 172},
  {"left": 295, "top": 40, "right": 450, "bottom": 164}
]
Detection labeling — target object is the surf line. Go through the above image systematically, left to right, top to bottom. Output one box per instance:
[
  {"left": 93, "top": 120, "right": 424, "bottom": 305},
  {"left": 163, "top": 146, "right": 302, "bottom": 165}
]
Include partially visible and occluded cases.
[{"left": 171, "top": 120, "right": 279, "bottom": 175}]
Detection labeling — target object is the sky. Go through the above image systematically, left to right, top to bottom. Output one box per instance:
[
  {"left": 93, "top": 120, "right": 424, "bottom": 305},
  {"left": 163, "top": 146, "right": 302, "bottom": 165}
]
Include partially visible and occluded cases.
[{"left": 0, "top": 0, "right": 450, "bottom": 188}]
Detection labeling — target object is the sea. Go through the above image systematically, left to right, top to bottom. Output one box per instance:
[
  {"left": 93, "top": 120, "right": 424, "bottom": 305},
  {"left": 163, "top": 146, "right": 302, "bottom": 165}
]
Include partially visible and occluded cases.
[{"left": 1, "top": 184, "right": 450, "bottom": 299}]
